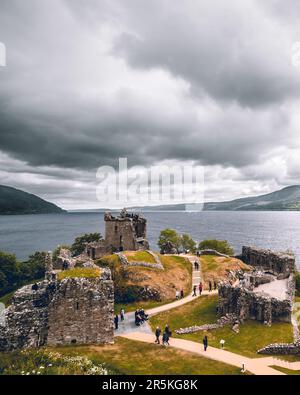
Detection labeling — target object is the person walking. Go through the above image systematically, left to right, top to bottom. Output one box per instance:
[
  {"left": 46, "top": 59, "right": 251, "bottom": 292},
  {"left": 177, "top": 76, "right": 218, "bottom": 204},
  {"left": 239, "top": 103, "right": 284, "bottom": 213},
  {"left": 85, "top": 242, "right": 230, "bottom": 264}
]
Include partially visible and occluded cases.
[
  {"left": 214, "top": 280, "right": 217, "bottom": 290},
  {"left": 209, "top": 281, "right": 212, "bottom": 292},
  {"left": 199, "top": 282, "right": 203, "bottom": 296},
  {"left": 192, "top": 285, "right": 197, "bottom": 297},
  {"left": 180, "top": 289, "right": 184, "bottom": 299},
  {"left": 175, "top": 290, "right": 180, "bottom": 300},
  {"left": 120, "top": 308, "right": 125, "bottom": 322},
  {"left": 114, "top": 315, "right": 119, "bottom": 330},
  {"left": 165, "top": 324, "right": 172, "bottom": 338},
  {"left": 155, "top": 327, "right": 161, "bottom": 344},
  {"left": 163, "top": 331, "right": 170, "bottom": 346},
  {"left": 203, "top": 335, "right": 208, "bottom": 351},
  {"left": 220, "top": 339, "right": 225, "bottom": 350}
]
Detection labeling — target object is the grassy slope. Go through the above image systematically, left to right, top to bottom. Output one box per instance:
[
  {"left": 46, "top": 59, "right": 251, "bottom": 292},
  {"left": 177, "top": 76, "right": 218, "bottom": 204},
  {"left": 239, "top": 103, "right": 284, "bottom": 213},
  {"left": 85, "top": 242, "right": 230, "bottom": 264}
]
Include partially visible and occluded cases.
[
  {"left": 200, "top": 255, "right": 250, "bottom": 288},
  {"left": 57, "top": 267, "right": 101, "bottom": 280},
  {"left": 150, "top": 295, "right": 294, "bottom": 358},
  {"left": 0, "top": 338, "right": 244, "bottom": 375},
  {"left": 270, "top": 366, "right": 300, "bottom": 375}
]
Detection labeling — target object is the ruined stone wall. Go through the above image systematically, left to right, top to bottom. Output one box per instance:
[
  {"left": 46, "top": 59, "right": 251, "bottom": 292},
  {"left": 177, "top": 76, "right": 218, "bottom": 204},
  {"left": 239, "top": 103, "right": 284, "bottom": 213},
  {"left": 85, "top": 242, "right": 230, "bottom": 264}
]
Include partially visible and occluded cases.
[
  {"left": 105, "top": 218, "right": 137, "bottom": 251},
  {"left": 242, "top": 246, "right": 295, "bottom": 275},
  {"left": 0, "top": 269, "right": 114, "bottom": 351},
  {"left": 47, "top": 275, "right": 114, "bottom": 346},
  {"left": 218, "top": 281, "right": 293, "bottom": 325},
  {"left": 258, "top": 342, "right": 300, "bottom": 355}
]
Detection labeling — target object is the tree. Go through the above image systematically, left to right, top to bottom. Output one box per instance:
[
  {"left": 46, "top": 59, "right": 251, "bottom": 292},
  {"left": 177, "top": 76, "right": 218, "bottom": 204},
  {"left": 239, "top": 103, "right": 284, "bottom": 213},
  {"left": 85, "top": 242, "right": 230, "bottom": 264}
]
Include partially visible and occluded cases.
[
  {"left": 158, "top": 229, "right": 181, "bottom": 252},
  {"left": 71, "top": 233, "right": 102, "bottom": 256},
  {"left": 181, "top": 234, "right": 196, "bottom": 253},
  {"left": 198, "top": 239, "right": 234, "bottom": 256},
  {"left": 0, "top": 251, "right": 19, "bottom": 295},
  {"left": 19, "top": 251, "right": 46, "bottom": 281}
]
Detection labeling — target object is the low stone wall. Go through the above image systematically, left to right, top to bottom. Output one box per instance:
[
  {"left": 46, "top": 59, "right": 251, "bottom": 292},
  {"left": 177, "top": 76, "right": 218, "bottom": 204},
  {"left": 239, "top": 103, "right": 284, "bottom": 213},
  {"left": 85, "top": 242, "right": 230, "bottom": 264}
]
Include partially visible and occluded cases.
[
  {"left": 242, "top": 246, "right": 296, "bottom": 275},
  {"left": 199, "top": 249, "right": 229, "bottom": 258},
  {"left": 116, "top": 252, "right": 164, "bottom": 270},
  {"left": 175, "top": 313, "right": 238, "bottom": 335},
  {"left": 258, "top": 342, "right": 300, "bottom": 355}
]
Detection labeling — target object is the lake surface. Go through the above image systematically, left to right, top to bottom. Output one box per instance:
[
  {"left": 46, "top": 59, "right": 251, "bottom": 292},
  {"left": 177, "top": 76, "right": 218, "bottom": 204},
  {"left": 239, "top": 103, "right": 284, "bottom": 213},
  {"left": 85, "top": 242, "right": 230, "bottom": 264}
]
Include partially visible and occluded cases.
[{"left": 0, "top": 211, "right": 300, "bottom": 267}]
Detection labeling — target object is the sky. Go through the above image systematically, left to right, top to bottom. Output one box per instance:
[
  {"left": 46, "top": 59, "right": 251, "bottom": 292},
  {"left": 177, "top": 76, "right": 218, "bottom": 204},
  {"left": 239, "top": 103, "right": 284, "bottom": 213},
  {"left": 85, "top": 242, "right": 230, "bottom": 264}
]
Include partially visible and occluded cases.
[{"left": 0, "top": 0, "right": 300, "bottom": 209}]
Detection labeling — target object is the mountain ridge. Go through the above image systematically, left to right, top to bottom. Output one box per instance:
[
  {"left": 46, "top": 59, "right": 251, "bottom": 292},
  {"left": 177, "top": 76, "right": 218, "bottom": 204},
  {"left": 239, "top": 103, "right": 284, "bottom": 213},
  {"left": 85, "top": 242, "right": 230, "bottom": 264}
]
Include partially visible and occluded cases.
[{"left": 0, "top": 185, "right": 66, "bottom": 215}]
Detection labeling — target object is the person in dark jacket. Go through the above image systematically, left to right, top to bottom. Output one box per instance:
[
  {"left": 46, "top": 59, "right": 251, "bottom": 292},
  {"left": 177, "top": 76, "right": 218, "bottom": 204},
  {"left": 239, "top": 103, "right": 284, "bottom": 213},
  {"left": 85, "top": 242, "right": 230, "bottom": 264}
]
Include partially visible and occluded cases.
[
  {"left": 214, "top": 280, "right": 217, "bottom": 290},
  {"left": 209, "top": 281, "right": 212, "bottom": 292},
  {"left": 199, "top": 282, "right": 203, "bottom": 295},
  {"left": 192, "top": 285, "right": 197, "bottom": 297},
  {"left": 180, "top": 289, "right": 184, "bottom": 299},
  {"left": 114, "top": 315, "right": 119, "bottom": 330},
  {"left": 165, "top": 324, "right": 172, "bottom": 338},
  {"left": 155, "top": 327, "right": 161, "bottom": 344},
  {"left": 163, "top": 331, "right": 170, "bottom": 346},
  {"left": 203, "top": 335, "right": 208, "bottom": 351}
]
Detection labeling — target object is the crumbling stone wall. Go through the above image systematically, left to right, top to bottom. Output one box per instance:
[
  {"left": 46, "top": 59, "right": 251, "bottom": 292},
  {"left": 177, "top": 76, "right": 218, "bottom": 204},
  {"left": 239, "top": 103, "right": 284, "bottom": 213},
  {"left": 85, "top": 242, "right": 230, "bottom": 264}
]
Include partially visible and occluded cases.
[
  {"left": 242, "top": 246, "right": 296, "bottom": 275},
  {"left": 0, "top": 265, "right": 114, "bottom": 351},
  {"left": 47, "top": 275, "right": 114, "bottom": 346},
  {"left": 218, "top": 276, "right": 294, "bottom": 325},
  {"left": 258, "top": 342, "right": 300, "bottom": 355}
]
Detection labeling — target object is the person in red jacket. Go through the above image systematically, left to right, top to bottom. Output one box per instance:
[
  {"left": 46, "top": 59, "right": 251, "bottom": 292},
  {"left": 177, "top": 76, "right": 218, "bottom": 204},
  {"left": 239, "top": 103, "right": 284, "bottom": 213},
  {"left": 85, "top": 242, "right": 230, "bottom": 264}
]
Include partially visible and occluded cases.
[{"left": 199, "top": 282, "right": 203, "bottom": 295}]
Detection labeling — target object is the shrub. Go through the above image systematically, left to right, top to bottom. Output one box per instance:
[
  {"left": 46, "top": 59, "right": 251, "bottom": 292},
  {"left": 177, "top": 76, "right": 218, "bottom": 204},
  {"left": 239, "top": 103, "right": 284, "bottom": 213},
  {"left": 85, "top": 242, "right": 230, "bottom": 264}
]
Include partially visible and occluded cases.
[
  {"left": 158, "top": 229, "right": 181, "bottom": 252},
  {"left": 71, "top": 233, "right": 102, "bottom": 256},
  {"left": 181, "top": 234, "right": 197, "bottom": 253},
  {"left": 198, "top": 239, "right": 234, "bottom": 255}
]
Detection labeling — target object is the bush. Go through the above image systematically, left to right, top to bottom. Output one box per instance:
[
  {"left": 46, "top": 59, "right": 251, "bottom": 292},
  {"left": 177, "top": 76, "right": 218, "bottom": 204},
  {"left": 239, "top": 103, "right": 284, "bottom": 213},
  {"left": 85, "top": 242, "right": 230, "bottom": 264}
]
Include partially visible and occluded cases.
[
  {"left": 158, "top": 229, "right": 181, "bottom": 252},
  {"left": 71, "top": 233, "right": 102, "bottom": 256},
  {"left": 181, "top": 234, "right": 197, "bottom": 253},
  {"left": 198, "top": 239, "right": 234, "bottom": 255},
  {"left": 0, "top": 250, "right": 46, "bottom": 297}
]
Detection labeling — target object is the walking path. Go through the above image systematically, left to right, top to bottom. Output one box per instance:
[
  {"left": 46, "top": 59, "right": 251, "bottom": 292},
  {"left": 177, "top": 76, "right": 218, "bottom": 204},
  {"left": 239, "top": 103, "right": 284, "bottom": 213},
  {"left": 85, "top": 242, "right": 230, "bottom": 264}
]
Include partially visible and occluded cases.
[{"left": 115, "top": 254, "right": 294, "bottom": 375}]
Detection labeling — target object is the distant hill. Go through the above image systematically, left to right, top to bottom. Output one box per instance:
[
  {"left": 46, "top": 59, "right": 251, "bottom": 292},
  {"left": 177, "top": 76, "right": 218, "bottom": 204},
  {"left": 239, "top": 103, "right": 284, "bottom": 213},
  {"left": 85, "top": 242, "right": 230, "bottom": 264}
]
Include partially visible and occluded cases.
[
  {"left": 0, "top": 185, "right": 66, "bottom": 215},
  {"left": 70, "top": 185, "right": 300, "bottom": 212},
  {"left": 204, "top": 185, "right": 300, "bottom": 211}
]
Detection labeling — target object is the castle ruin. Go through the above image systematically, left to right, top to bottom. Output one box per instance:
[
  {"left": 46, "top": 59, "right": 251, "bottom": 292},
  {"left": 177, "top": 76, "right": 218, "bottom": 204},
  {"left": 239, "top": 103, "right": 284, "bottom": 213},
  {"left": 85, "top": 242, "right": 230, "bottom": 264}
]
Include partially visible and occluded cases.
[
  {"left": 85, "top": 208, "right": 149, "bottom": 259},
  {"left": 218, "top": 246, "right": 296, "bottom": 326},
  {"left": 0, "top": 253, "right": 114, "bottom": 351}
]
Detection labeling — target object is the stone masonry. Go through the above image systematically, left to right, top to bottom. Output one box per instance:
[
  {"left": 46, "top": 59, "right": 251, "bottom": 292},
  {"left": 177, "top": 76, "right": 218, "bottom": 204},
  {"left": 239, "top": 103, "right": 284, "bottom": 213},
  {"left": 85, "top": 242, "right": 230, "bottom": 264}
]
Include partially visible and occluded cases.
[
  {"left": 85, "top": 208, "right": 149, "bottom": 259},
  {"left": 218, "top": 246, "right": 296, "bottom": 326},
  {"left": 0, "top": 253, "right": 114, "bottom": 351}
]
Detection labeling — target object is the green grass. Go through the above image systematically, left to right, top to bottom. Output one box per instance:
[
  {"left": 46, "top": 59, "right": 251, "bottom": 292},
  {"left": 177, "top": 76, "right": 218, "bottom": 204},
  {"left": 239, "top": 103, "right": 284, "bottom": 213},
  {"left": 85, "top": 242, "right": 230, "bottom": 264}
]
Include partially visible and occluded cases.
[
  {"left": 125, "top": 251, "right": 156, "bottom": 263},
  {"left": 160, "top": 254, "right": 192, "bottom": 274},
  {"left": 57, "top": 267, "right": 101, "bottom": 280},
  {"left": 0, "top": 290, "right": 15, "bottom": 307},
  {"left": 150, "top": 295, "right": 294, "bottom": 358},
  {"left": 0, "top": 338, "right": 245, "bottom": 375},
  {"left": 270, "top": 366, "right": 300, "bottom": 375}
]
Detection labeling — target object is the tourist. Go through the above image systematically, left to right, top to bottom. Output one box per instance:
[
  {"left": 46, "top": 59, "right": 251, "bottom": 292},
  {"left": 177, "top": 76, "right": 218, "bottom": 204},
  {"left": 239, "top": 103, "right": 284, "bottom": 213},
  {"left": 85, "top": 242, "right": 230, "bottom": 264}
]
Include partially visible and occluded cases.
[
  {"left": 194, "top": 261, "right": 198, "bottom": 270},
  {"left": 214, "top": 280, "right": 217, "bottom": 290},
  {"left": 209, "top": 281, "right": 212, "bottom": 292},
  {"left": 199, "top": 282, "right": 203, "bottom": 296},
  {"left": 31, "top": 283, "right": 38, "bottom": 291},
  {"left": 192, "top": 285, "right": 197, "bottom": 297},
  {"left": 180, "top": 289, "right": 184, "bottom": 299},
  {"left": 175, "top": 290, "right": 180, "bottom": 300},
  {"left": 120, "top": 308, "right": 125, "bottom": 321},
  {"left": 114, "top": 315, "right": 119, "bottom": 330},
  {"left": 165, "top": 324, "right": 172, "bottom": 337},
  {"left": 155, "top": 327, "right": 161, "bottom": 344},
  {"left": 162, "top": 331, "right": 170, "bottom": 346},
  {"left": 203, "top": 335, "right": 208, "bottom": 351},
  {"left": 220, "top": 339, "right": 225, "bottom": 349}
]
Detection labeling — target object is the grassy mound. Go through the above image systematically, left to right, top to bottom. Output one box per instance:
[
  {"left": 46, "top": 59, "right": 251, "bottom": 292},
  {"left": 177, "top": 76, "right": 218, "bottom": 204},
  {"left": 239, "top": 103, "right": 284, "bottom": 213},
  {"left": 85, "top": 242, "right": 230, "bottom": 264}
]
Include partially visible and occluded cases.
[
  {"left": 124, "top": 251, "right": 157, "bottom": 263},
  {"left": 97, "top": 252, "right": 192, "bottom": 304},
  {"left": 200, "top": 255, "right": 250, "bottom": 288},
  {"left": 57, "top": 267, "right": 101, "bottom": 280},
  {"left": 150, "top": 295, "right": 294, "bottom": 358}
]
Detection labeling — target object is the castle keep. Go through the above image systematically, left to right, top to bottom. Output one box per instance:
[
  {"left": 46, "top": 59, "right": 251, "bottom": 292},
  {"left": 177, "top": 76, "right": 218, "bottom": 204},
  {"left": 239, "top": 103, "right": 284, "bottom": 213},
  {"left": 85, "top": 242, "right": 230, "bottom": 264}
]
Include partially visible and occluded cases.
[
  {"left": 85, "top": 209, "right": 149, "bottom": 259},
  {"left": 0, "top": 253, "right": 114, "bottom": 351}
]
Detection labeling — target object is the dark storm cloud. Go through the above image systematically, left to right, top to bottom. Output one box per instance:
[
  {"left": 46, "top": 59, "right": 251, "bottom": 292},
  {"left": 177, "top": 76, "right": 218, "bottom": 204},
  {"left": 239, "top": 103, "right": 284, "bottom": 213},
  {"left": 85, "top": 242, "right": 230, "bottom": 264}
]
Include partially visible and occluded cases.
[{"left": 0, "top": 0, "right": 300, "bottom": 208}]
